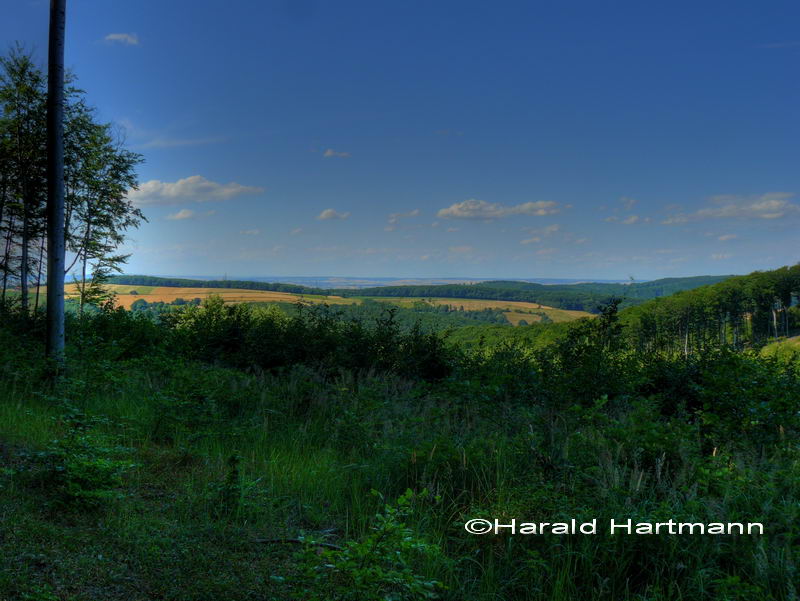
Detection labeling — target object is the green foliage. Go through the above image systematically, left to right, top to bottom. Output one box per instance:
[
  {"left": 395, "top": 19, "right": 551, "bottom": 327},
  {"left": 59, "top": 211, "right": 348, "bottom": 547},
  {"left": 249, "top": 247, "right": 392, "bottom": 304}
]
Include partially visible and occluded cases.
[
  {"left": 0, "top": 46, "right": 143, "bottom": 309},
  {"left": 622, "top": 264, "right": 800, "bottom": 354},
  {"left": 1, "top": 283, "right": 800, "bottom": 600},
  {"left": 165, "top": 296, "right": 456, "bottom": 380},
  {"left": 761, "top": 335, "right": 800, "bottom": 364},
  {"left": 19, "top": 404, "right": 135, "bottom": 510},
  {"left": 293, "top": 490, "right": 446, "bottom": 601}
]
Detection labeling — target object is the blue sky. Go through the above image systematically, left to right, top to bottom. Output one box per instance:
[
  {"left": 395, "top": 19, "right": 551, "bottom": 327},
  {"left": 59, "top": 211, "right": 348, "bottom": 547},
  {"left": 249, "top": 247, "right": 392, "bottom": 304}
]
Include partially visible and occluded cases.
[{"left": 7, "top": 0, "right": 800, "bottom": 280}]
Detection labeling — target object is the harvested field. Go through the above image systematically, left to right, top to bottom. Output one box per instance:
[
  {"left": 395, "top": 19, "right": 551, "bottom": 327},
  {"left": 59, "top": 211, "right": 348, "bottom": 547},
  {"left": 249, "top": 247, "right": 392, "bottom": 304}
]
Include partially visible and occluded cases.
[
  {"left": 57, "top": 284, "right": 589, "bottom": 323},
  {"left": 63, "top": 284, "right": 354, "bottom": 309},
  {"left": 365, "top": 296, "right": 591, "bottom": 324}
]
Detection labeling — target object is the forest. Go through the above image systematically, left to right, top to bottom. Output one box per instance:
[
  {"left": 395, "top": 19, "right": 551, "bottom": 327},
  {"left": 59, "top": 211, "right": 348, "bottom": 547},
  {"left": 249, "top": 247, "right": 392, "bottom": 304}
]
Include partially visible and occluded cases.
[
  {"left": 2, "top": 44, "right": 800, "bottom": 601},
  {"left": 340, "top": 275, "right": 732, "bottom": 311}
]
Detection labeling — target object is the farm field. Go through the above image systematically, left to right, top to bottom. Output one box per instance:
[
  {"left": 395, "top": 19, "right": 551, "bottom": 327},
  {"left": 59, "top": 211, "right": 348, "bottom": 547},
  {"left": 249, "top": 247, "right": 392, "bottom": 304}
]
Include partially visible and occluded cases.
[
  {"left": 62, "top": 283, "right": 355, "bottom": 309},
  {"left": 50, "top": 284, "right": 592, "bottom": 324},
  {"left": 363, "top": 296, "right": 592, "bottom": 324}
]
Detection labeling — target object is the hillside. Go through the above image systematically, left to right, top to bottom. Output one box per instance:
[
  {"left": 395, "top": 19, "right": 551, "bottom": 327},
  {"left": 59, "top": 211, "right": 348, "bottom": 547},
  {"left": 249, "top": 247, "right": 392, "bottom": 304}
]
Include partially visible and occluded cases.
[
  {"left": 620, "top": 264, "right": 800, "bottom": 353},
  {"left": 109, "top": 274, "right": 733, "bottom": 313},
  {"left": 341, "top": 275, "right": 732, "bottom": 311},
  {"left": 87, "top": 283, "right": 590, "bottom": 327}
]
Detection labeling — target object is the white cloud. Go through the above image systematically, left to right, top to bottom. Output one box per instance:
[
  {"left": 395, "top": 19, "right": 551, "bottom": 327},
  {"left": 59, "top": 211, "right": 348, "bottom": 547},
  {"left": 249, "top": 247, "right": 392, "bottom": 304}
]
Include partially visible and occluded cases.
[
  {"left": 105, "top": 33, "right": 139, "bottom": 45},
  {"left": 323, "top": 148, "right": 351, "bottom": 158},
  {"left": 127, "top": 175, "right": 263, "bottom": 206},
  {"left": 663, "top": 192, "right": 798, "bottom": 224},
  {"left": 621, "top": 196, "right": 638, "bottom": 210},
  {"left": 437, "top": 199, "right": 560, "bottom": 220},
  {"left": 317, "top": 208, "right": 350, "bottom": 220},
  {"left": 166, "top": 209, "right": 195, "bottom": 220},
  {"left": 385, "top": 209, "right": 420, "bottom": 231},
  {"left": 388, "top": 209, "right": 420, "bottom": 224},
  {"left": 606, "top": 215, "right": 650, "bottom": 225},
  {"left": 290, "top": 228, "right": 303, "bottom": 235},
  {"left": 240, "top": 229, "right": 260, "bottom": 236},
  {"left": 718, "top": 234, "right": 737, "bottom": 241},
  {"left": 520, "top": 236, "right": 541, "bottom": 245},
  {"left": 449, "top": 245, "right": 473, "bottom": 253},
  {"left": 536, "top": 248, "right": 556, "bottom": 255},
  {"left": 712, "top": 253, "right": 733, "bottom": 260}
]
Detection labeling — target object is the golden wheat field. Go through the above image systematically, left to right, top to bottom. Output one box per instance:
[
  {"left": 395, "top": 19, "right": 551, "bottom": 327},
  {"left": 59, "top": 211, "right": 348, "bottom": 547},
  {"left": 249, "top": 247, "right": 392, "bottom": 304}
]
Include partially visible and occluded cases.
[
  {"left": 58, "top": 284, "right": 591, "bottom": 324},
  {"left": 63, "top": 284, "right": 354, "bottom": 309},
  {"left": 367, "top": 296, "right": 591, "bottom": 324}
]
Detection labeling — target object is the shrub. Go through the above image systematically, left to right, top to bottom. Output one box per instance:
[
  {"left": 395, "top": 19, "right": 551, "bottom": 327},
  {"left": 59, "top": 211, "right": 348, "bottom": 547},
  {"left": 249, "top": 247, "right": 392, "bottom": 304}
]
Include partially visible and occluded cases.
[
  {"left": 19, "top": 405, "right": 135, "bottom": 510},
  {"left": 293, "top": 490, "right": 447, "bottom": 601}
]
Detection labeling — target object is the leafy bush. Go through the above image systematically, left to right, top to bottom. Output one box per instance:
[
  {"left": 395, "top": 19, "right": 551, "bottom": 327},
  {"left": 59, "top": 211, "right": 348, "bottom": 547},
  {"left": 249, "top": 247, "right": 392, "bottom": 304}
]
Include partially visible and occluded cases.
[
  {"left": 19, "top": 405, "right": 135, "bottom": 509},
  {"left": 293, "top": 490, "right": 447, "bottom": 601}
]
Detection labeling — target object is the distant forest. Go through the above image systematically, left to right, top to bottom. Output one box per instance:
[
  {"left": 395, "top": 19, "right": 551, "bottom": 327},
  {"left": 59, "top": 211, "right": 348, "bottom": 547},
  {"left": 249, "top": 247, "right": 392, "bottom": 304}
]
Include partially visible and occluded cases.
[
  {"left": 621, "top": 264, "right": 800, "bottom": 354},
  {"left": 109, "top": 274, "right": 731, "bottom": 312}
]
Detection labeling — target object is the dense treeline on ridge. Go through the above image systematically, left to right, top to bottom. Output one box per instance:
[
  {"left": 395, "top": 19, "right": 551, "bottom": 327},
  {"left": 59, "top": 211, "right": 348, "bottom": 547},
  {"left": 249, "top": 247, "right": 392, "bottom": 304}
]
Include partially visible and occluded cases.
[
  {"left": 622, "top": 264, "right": 800, "bottom": 354},
  {"left": 108, "top": 274, "right": 329, "bottom": 296},
  {"left": 347, "top": 274, "right": 732, "bottom": 310}
]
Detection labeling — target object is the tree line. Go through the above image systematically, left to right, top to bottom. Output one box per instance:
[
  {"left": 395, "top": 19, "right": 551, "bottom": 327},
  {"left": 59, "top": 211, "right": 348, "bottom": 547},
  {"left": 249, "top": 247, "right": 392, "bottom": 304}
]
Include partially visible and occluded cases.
[
  {"left": 0, "top": 47, "right": 143, "bottom": 314},
  {"left": 621, "top": 264, "right": 800, "bottom": 354},
  {"left": 109, "top": 274, "right": 327, "bottom": 296}
]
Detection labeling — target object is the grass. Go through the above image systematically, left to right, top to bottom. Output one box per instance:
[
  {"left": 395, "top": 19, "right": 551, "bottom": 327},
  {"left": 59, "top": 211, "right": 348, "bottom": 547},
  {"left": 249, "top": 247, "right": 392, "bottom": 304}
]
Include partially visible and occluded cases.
[
  {"left": 1, "top": 307, "right": 798, "bottom": 600},
  {"left": 761, "top": 335, "right": 800, "bottom": 362}
]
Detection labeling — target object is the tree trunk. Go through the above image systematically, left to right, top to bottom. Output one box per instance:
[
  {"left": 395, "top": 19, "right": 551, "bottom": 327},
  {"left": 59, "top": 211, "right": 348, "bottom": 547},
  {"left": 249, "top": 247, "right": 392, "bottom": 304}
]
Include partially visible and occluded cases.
[
  {"left": 46, "top": 0, "right": 67, "bottom": 365},
  {"left": 20, "top": 199, "right": 29, "bottom": 313},
  {"left": 1, "top": 215, "right": 15, "bottom": 302},
  {"left": 34, "top": 235, "right": 46, "bottom": 311},
  {"left": 772, "top": 308, "right": 779, "bottom": 339}
]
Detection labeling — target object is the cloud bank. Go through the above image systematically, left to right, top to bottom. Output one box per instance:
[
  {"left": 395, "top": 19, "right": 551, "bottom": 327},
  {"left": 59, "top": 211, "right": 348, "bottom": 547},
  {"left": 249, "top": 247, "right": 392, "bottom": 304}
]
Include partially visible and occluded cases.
[
  {"left": 127, "top": 175, "right": 264, "bottom": 206},
  {"left": 663, "top": 193, "right": 798, "bottom": 224},
  {"left": 437, "top": 199, "right": 560, "bottom": 220}
]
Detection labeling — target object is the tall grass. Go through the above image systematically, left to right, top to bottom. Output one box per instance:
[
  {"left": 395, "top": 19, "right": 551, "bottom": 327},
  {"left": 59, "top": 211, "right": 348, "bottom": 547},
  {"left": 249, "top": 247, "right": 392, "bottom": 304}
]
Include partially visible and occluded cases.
[{"left": 0, "top": 303, "right": 798, "bottom": 600}]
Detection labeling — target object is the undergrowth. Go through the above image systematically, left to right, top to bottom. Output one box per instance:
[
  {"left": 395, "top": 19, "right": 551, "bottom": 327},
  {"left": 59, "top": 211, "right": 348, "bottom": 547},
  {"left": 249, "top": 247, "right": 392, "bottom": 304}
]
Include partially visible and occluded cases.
[{"left": 0, "top": 300, "right": 798, "bottom": 600}]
